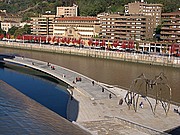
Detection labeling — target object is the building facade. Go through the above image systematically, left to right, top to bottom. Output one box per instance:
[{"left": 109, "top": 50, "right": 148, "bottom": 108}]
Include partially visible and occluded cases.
[
  {"left": 125, "top": 0, "right": 162, "bottom": 27},
  {"left": 56, "top": 4, "right": 78, "bottom": 17},
  {"left": 0, "top": 10, "right": 22, "bottom": 23},
  {"left": 161, "top": 10, "right": 180, "bottom": 43},
  {"left": 99, "top": 13, "right": 154, "bottom": 41},
  {"left": 30, "top": 14, "right": 55, "bottom": 35},
  {"left": 53, "top": 16, "right": 100, "bottom": 43},
  {"left": 1, "top": 20, "right": 20, "bottom": 33}
]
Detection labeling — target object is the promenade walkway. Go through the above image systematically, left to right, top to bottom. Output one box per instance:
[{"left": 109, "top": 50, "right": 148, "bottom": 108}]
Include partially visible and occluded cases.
[{"left": 3, "top": 56, "right": 180, "bottom": 135}]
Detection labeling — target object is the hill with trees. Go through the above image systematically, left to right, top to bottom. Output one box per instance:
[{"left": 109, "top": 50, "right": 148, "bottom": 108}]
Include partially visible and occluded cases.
[{"left": 0, "top": 0, "right": 179, "bottom": 20}]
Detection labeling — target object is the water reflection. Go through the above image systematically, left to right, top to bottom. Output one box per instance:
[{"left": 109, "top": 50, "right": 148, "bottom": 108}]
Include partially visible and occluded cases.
[{"left": 0, "top": 63, "right": 70, "bottom": 118}]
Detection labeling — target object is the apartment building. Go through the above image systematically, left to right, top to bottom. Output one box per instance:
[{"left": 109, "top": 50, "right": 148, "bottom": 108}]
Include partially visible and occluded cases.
[
  {"left": 125, "top": 0, "right": 162, "bottom": 27},
  {"left": 30, "top": 4, "right": 78, "bottom": 36},
  {"left": 56, "top": 4, "right": 78, "bottom": 17},
  {"left": 0, "top": 10, "right": 22, "bottom": 23},
  {"left": 0, "top": 10, "right": 6, "bottom": 22},
  {"left": 161, "top": 10, "right": 180, "bottom": 43},
  {"left": 99, "top": 13, "right": 154, "bottom": 41},
  {"left": 30, "top": 14, "right": 55, "bottom": 35},
  {"left": 53, "top": 16, "right": 100, "bottom": 42},
  {"left": 1, "top": 20, "right": 20, "bottom": 33}
]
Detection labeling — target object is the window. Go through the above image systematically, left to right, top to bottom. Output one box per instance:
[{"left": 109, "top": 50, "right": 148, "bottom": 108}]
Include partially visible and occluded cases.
[{"left": 69, "top": 29, "right": 72, "bottom": 34}]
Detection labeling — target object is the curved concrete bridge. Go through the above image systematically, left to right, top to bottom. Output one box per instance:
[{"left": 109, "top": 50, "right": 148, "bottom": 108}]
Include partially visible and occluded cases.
[
  {"left": 3, "top": 56, "right": 180, "bottom": 135},
  {"left": 4, "top": 56, "right": 121, "bottom": 100}
]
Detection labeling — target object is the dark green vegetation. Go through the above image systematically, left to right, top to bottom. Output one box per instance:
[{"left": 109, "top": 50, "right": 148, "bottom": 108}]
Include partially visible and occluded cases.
[
  {"left": 0, "top": 0, "right": 179, "bottom": 19},
  {"left": 0, "top": 24, "right": 30, "bottom": 38},
  {"left": 5, "top": 25, "right": 31, "bottom": 37},
  {"left": 13, "top": 25, "right": 31, "bottom": 37},
  {"left": 0, "top": 27, "right": 6, "bottom": 35}
]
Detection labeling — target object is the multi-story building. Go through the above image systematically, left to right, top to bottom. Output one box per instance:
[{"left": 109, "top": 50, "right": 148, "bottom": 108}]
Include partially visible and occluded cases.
[
  {"left": 125, "top": 0, "right": 162, "bottom": 27},
  {"left": 56, "top": 4, "right": 78, "bottom": 17},
  {"left": 161, "top": 9, "right": 180, "bottom": 43},
  {"left": 0, "top": 10, "right": 22, "bottom": 23},
  {"left": 0, "top": 10, "right": 7, "bottom": 22},
  {"left": 99, "top": 13, "right": 154, "bottom": 41},
  {"left": 30, "top": 14, "right": 55, "bottom": 35},
  {"left": 53, "top": 16, "right": 100, "bottom": 43},
  {"left": 1, "top": 20, "right": 20, "bottom": 33}
]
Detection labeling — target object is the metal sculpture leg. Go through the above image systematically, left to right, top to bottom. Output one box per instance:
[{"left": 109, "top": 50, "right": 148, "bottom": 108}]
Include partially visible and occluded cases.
[{"left": 125, "top": 72, "right": 171, "bottom": 115}]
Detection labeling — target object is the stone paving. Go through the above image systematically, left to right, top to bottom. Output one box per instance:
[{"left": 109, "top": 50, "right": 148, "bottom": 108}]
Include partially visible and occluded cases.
[
  {"left": 3, "top": 56, "right": 180, "bottom": 135},
  {"left": 0, "top": 80, "right": 92, "bottom": 135}
]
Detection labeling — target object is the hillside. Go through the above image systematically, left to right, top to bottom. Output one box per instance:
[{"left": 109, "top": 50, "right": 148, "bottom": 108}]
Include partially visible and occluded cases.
[{"left": 0, "top": 0, "right": 179, "bottom": 20}]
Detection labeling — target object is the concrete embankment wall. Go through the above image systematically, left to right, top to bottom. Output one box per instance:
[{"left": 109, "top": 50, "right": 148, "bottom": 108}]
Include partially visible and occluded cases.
[{"left": 0, "top": 41, "right": 180, "bottom": 68}]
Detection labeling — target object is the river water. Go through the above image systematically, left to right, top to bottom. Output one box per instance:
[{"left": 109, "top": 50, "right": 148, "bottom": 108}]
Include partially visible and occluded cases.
[
  {"left": 0, "top": 47, "right": 179, "bottom": 103},
  {"left": 0, "top": 62, "right": 70, "bottom": 118}
]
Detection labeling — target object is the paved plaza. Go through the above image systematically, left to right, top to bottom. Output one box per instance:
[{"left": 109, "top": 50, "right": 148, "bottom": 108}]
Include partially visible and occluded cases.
[{"left": 2, "top": 56, "right": 180, "bottom": 134}]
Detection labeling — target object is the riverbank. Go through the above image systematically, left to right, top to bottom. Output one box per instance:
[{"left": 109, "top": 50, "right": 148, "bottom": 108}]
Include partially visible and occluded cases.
[
  {"left": 0, "top": 41, "right": 180, "bottom": 68},
  {"left": 3, "top": 56, "right": 180, "bottom": 135}
]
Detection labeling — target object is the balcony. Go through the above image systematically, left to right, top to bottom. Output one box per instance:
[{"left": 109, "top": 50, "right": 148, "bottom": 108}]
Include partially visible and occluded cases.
[
  {"left": 163, "top": 23, "right": 180, "bottom": 26},
  {"left": 115, "top": 24, "right": 146, "bottom": 27},
  {"left": 161, "top": 27, "right": 180, "bottom": 31}
]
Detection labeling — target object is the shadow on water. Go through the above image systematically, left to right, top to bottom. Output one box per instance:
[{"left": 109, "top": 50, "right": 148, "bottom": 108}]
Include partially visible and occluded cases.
[
  {"left": 0, "top": 62, "right": 5, "bottom": 68},
  {"left": 3, "top": 62, "right": 68, "bottom": 87},
  {"left": 67, "top": 96, "right": 79, "bottom": 122},
  {"left": 166, "top": 126, "right": 180, "bottom": 135}
]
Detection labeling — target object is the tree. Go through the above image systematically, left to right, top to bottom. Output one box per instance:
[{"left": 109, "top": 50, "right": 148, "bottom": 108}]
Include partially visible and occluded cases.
[
  {"left": 1, "top": 0, "right": 180, "bottom": 17},
  {"left": 22, "top": 12, "right": 38, "bottom": 21},
  {"left": 14, "top": 25, "right": 31, "bottom": 38},
  {"left": 23, "top": 25, "right": 31, "bottom": 34},
  {"left": 155, "top": 25, "right": 162, "bottom": 34},
  {"left": 155, "top": 25, "right": 162, "bottom": 41},
  {"left": 8, "top": 26, "right": 18, "bottom": 35},
  {"left": 0, "top": 27, "right": 6, "bottom": 35},
  {"left": 14, "top": 28, "right": 24, "bottom": 38},
  {"left": 135, "top": 42, "right": 139, "bottom": 51}
]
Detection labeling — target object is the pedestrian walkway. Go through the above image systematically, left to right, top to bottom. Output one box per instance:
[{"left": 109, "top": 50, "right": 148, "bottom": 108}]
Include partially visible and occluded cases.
[
  {"left": 4, "top": 56, "right": 180, "bottom": 135},
  {"left": 5, "top": 56, "right": 120, "bottom": 100}
]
